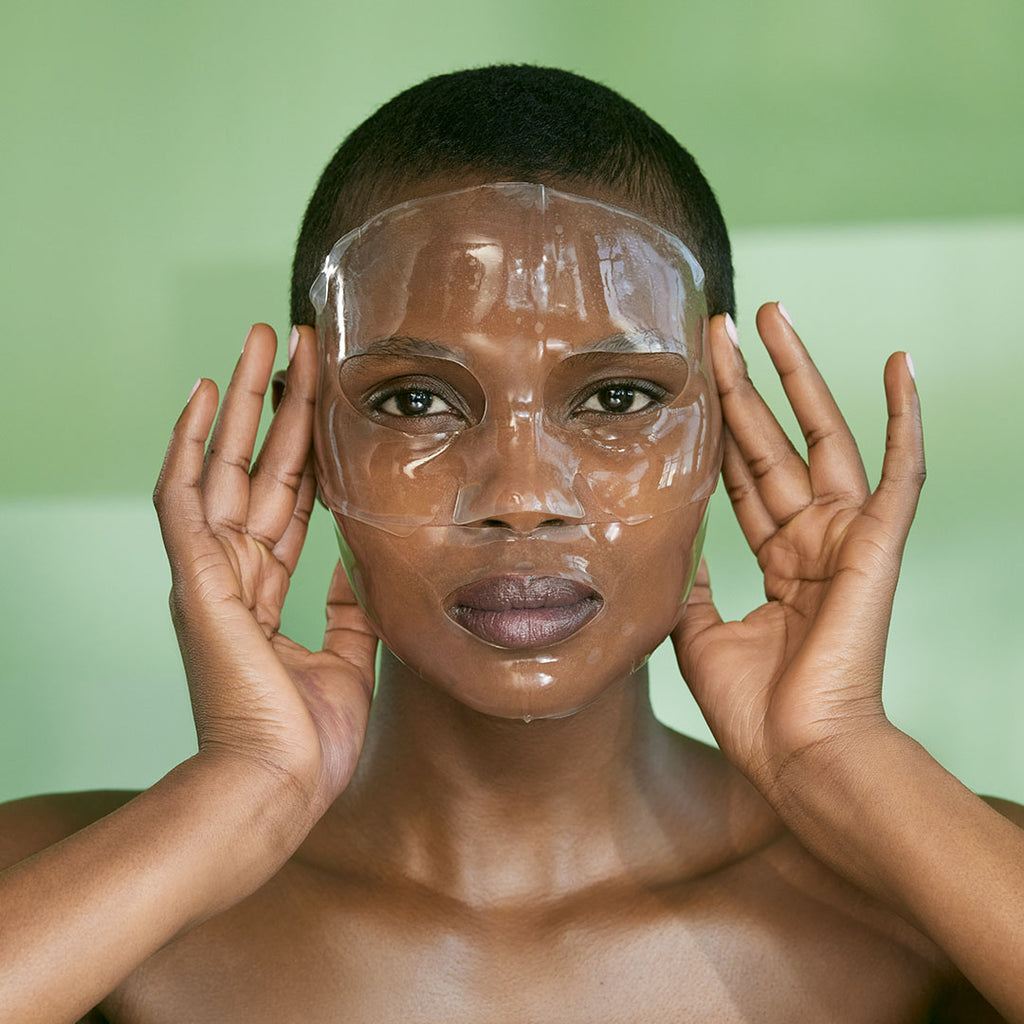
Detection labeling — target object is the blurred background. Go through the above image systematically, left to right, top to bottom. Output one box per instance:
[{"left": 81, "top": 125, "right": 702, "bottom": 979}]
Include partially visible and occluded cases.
[{"left": 1, "top": 0, "right": 1021, "bottom": 802}]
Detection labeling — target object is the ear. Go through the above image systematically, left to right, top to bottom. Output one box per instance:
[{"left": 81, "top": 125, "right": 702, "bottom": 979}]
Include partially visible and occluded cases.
[{"left": 270, "top": 369, "right": 287, "bottom": 412}]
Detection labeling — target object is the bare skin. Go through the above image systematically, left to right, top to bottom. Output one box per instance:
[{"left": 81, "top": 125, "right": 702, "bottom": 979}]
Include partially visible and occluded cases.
[{"left": 1, "top": 304, "right": 1021, "bottom": 1023}]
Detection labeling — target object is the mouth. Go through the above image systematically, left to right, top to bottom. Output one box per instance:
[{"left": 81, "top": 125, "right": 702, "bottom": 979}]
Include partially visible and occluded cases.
[{"left": 446, "top": 575, "right": 603, "bottom": 649}]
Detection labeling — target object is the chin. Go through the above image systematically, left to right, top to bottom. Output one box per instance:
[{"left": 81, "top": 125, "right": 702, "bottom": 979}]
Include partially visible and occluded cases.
[{"left": 400, "top": 631, "right": 666, "bottom": 723}]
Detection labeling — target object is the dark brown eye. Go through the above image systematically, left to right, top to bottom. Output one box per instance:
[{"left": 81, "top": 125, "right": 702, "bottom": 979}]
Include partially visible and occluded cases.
[
  {"left": 579, "top": 385, "right": 658, "bottom": 415},
  {"left": 378, "top": 389, "right": 454, "bottom": 417}
]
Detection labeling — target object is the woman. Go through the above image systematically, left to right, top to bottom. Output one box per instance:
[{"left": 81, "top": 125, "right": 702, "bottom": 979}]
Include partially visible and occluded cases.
[{"left": 1, "top": 65, "right": 1021, "bottom": 1022}]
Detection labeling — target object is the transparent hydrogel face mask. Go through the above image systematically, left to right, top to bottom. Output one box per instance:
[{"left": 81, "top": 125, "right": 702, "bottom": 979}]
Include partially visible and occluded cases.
[{"left": 310, "top": 182, "right": 721, "bottom": 540}]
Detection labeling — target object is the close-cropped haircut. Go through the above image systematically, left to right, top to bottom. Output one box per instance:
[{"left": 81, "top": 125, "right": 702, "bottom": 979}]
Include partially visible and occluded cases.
[{"left": 290, "top": 65, "right": 734, "bottom": 325}]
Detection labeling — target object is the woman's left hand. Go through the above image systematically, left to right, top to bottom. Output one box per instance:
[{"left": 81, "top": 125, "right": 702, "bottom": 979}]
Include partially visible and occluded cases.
[{"left": 672, "top": 302, "right": 925, "bottom": 802}]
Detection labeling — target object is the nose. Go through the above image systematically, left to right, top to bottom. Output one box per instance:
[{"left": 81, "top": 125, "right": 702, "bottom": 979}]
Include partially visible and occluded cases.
[{"left": 451, "top": 413, "right": 587, "bottom": 533}]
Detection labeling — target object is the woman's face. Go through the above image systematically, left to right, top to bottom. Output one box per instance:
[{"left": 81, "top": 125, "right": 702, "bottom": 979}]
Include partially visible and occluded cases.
[{"left": 313, "top": 182, "right": 721, "bottom": 720}]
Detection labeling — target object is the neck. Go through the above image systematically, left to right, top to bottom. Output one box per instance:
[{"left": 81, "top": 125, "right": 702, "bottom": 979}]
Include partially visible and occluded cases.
[
  {"left": 366, "top": 647, "right": 666, "bottom": 799},
  {"left": 310, "top": 648, "right": 738, "bottom": 907}
]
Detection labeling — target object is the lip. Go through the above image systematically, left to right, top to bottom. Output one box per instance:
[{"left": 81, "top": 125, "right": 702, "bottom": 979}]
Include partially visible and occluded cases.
[{"left": 446, "top": 575, "right": 603, "bottom": 649}]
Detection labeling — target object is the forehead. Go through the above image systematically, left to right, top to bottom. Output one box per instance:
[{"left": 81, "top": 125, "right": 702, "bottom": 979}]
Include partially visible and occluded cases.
[{"left": 313, "top": 182, "right": 705, "bottom": 364}]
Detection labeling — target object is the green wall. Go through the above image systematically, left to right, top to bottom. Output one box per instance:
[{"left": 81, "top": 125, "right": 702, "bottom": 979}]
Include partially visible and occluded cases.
[{"left": 1, "top": 0, "right": 1021, "bottom": 800}]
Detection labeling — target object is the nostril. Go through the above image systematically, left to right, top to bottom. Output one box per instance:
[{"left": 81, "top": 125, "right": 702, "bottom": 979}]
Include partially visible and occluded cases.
[{"left": 478, "top": 517, "right": 567, "bottom": 531}]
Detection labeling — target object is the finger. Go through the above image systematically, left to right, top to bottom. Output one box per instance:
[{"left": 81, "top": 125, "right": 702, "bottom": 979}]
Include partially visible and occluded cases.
[
  {"left": 754, "top": 302, "right": 869, "bottom": 503},
  {"left": 711, "top": 313, "right": 812, "bottom": 525},
  {"left": 200, "top": 323, "right": 278, "bottom": 533},
  {"left": 248, "top": 326, "right": 316, "bottom": 553},
  {"left": 862, "top": 352, "right": 926, "bottom": 544},
  {"left": 802, "top": 354, "right": 924, "bottom": 670},
  {"left": 153, "top": 379, "right": 222, "bottom": 567},
  {"left": 721, "top": 428, "right": 778, "bottom": 556},
  {"left": 272, "top": 455, "right": 318, "bottom": 576},
  {"left": 682, "top": 558, "right": 722, "bottom": 622},
  {"left": 671, "top": 559, "right": 724, "bottom": 678},
  {"left": 673, "top": 559, "right": 723, "bottom": 644},
  {"left": 323, "top": 561, "right": 378, "bottom": 695}
]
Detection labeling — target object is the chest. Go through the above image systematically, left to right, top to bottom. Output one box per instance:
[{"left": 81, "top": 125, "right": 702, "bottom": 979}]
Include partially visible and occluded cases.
[{"left": 106, "top": 876, "right": 946, "bottom": 1023}]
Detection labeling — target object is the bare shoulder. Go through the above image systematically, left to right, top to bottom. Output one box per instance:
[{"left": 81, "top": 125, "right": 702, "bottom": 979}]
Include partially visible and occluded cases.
[
  {"left": 0, "top": 790, "right": 139, "bottom": 870},
  {"left": 980, "top": 794, "right": 1024, "bottom": 828}
]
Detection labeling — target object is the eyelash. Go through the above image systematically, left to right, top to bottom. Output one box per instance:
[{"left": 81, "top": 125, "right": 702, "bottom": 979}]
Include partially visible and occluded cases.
[
  {"left": 366, "top": 379, "right": 464, "bottom": 420},
  {"left": 573, "top": 379, "right": 668, "bottom": 417}
]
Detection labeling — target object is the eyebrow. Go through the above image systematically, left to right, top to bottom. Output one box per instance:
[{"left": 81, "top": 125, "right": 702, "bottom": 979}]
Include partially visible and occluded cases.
[
  {"left": 363, "top": 330, "right": 672, "bottom": 358},
  {"left": 577, "top": 330, "right": 672, "bottom": 354},
  {"left": 360, "top": 336, "right": 458, "bottom": 359}
]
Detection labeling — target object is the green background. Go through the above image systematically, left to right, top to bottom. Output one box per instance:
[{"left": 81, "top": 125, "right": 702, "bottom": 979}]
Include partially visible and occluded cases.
[{"left": 1, "top": 0, "right": 1021, "bottom": 801}]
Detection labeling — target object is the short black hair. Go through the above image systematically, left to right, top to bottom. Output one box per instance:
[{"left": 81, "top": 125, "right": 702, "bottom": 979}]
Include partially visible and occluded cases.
[{"left": 290, "top": 65, "right": 734, "bottom": 325}]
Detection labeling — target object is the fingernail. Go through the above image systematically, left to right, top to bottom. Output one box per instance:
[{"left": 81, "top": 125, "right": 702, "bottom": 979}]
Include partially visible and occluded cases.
[
  {"left": 777, "top": 302, "right": 793, "bottom": 327},
  {"left": 724, "top": 313, "right": 740, "bottom": 348},
  {"left": 241, "top": 324, "right": 257, "bottom": 355},
  {"left": 288, "top": 326, "right": 299, "bottom": 362},
  {"left": 905, "top": 352, "right": 916, "bottom": 379},
  {"left": 188, "top": 378, "right": 201, "bottom": 402}
]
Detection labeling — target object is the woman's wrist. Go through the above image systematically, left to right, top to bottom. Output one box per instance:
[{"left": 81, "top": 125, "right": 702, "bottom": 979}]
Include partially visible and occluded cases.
[
  {"left": 766, "top": 721, "right": 931, "bottom": 905},
  {"left": 180, "top": 749, "right": 322, "bottom": 895}
]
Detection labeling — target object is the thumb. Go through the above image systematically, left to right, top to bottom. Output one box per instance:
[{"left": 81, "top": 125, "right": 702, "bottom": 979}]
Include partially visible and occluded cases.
[
  {"left": 672, "top": 559, "right": 723, "bottom": 675},
  {"left": 322, "top": 561, "right": 378, "bottom": 695}
]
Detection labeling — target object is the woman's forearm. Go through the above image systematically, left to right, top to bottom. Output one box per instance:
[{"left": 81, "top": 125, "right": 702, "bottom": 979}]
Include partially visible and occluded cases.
[
  {"left": 774, "top": 725, "right": 1024, "bottom": 1021},
  {"left": 0, "top": 753, "right": 309, "bottom": 1024}
]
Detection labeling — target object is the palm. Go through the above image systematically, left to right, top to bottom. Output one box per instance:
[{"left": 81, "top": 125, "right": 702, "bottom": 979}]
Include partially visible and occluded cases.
[
  {"left": 673, "top": 305, "right": 925, "bottom": 796},
  {"left": 155, "top": 325, "right": 377, "bottom": 814},
  {"left": 217, "top": 529, "right": 371, "bottom": 791}
]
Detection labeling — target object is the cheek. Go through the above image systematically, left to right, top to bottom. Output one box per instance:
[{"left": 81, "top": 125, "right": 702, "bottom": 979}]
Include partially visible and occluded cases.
[
  {"left": 600, "top": 505, "right": 707, "bottom": 650},
  {"left": 334, "top": 518, "right": 437, "bottom": 638}
]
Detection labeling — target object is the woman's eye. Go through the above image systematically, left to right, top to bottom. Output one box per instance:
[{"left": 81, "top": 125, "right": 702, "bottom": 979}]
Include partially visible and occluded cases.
[
  {"left": 578, "top": 384, "right": 660, "bottom": 415},
  {"left": 377, "top": 389, "right": 456, "bottom": 417}
]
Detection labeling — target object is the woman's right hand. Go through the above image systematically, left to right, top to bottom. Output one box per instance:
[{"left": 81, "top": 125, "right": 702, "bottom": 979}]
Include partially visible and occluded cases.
[{"left": 153, "top": 323, "right": 377, "bottom": 824}]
